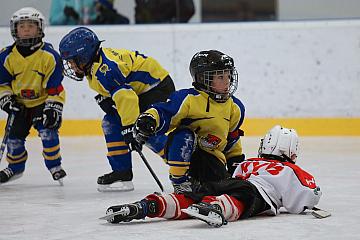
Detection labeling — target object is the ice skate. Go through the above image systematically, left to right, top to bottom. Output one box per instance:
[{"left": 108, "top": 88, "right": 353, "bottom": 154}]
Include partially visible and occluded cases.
[
  {"left": 49, "top": 166, "right": 67, "bottom": 186},
  {"left": 0, "top": 167, "right": 23, "bottom": 185},
  {"left": 97, "top": 170, "right": 134, "bottom": 192},
  {"left": 101, "top": 199, "right": 158, "bottom": 223},
  {"left": 181, "top": 202, "right": 227, "bottom": 228}
]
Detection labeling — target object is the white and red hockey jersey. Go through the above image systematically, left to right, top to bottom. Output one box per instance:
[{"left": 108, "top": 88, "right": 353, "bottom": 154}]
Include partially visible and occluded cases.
[{"left": 232, "top": 158, "right": 322, "bottom": 215}]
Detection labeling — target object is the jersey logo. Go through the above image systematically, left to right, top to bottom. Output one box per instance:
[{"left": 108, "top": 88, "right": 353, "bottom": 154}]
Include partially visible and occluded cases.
[
  {"left": 99, "top": 64, "right": 110, "bottom": 76},
  {"left": 21, "top": 89, "right": 37, "bottom": 99},
  {"left": 199, "top": 134, "right": 221, "bottom": 150},
  {"left": 237, "top": 159, "right": 318, "bottom": 189}
]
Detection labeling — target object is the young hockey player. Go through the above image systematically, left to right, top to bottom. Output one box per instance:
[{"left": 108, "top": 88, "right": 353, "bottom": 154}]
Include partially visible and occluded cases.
[
  {"left": 0, "top": 7, "right": 66, "bottom": 184},
  {"left": 59, "top": 27, "right": 175, "bottom": 192},
  {"left": 133, "top": 49, "right": 246, "bottom": 193},
  {"left": 103, "top": 126, "right": 323, "bottom": 227}
]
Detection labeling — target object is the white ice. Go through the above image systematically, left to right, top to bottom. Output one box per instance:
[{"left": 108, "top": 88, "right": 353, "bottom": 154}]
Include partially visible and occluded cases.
[{"left": 0, "top": 136, "right": 359, "bottom": 240}]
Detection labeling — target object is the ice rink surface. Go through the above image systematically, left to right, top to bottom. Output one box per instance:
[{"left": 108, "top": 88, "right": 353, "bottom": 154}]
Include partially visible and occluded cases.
[{"left": 0, "top": 136, "right": 359, "bottom": 240}]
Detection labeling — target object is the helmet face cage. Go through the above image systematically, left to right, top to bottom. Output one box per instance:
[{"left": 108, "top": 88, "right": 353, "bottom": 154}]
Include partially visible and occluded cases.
[
  {"left": 10, "top": 8, "right": 44, "bottom": 47},
  {"left": 190, "top": 50, "right": 238, "bottom": 103},
  {"left": 62, "top": 59, "right": 85, "bottom": 81},
  {"left": 202, "top": 68, "right": 238, "bottom": 102}
]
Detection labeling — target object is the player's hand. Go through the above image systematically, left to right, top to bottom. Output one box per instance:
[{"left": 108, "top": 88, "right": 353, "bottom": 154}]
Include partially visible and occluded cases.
[
  {"left": 94, "top": 94, "right": 117, "bottom": 115},
  {"left": 0, "top": 95, "right": 23, "bottom": 114},
  {"left": 43, "top": 101, "right": 63, "bottom": 129},
  {"left": 134, "top": 113, "right": 156, "bottom": 144},
  {"left": 121, "top": 125, "right": 142, "bottom": 151}
]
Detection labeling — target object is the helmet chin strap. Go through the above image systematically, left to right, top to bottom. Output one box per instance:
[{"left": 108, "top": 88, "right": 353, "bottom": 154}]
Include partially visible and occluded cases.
[{"left": 281, "top": 154, "right": 296, "bottom": 164}]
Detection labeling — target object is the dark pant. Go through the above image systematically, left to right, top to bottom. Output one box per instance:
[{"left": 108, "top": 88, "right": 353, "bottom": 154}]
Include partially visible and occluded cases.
[
  {"left": 138, "top": 75, "right": 175, "bottom": 112},
  {"left": 6, "top": 104, "right": 63, "bottom": 173},
  {"left": 186, "top": 178, "right": 270, "bottom": 219}
]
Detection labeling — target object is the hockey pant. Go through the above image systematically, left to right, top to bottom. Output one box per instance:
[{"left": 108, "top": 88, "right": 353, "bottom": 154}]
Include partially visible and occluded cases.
[
  {"left": 100, "top": 75, "right": 174, "bottom": 171},
  {"left": 6, "top": 104, "right": 63, "bottom": 174},
  {"left": 101, "top": 113, "right": 167, "bottom": 171},
  {"left": 164, "top": 127, "right": 230, "bottom": 185},
  {"left": 144, "top": 193, "right": 245, "bottom": 222}
]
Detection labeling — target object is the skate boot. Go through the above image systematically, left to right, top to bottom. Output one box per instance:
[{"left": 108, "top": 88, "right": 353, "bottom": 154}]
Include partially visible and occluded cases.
[
  {"left": 49, "top": 166, "right": 67, "bottom": 185},
  {"left": 0, "top": 168, "right": 23, "bottom": 184},
  {"left": 97, "top": 170, "right": 134, "bottom": 192},
  {"left": 105, "top": 199, "right": 158, "bottom": 223},
  {"left": 182, "top": 202, "right": 227, "bottom": 228}
]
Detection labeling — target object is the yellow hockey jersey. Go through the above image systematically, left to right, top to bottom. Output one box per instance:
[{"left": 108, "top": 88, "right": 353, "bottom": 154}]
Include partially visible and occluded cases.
[
  {"left": 0, "top": 42, "right": 65, "bottom": 107},
  {"left": 86, "top": 48, "right": 169, "bottom": 126},
  {"left": 146, "top": 88, "right": 245, "bottom": 164}
]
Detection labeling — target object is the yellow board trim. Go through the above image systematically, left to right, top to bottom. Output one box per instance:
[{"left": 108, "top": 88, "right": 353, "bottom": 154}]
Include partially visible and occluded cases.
[
  {"left": 0, "top": 118, "right": 359, "bottom": 136},
  {"left": 241, "top": 118, "right": 360, "bottom": 136}
]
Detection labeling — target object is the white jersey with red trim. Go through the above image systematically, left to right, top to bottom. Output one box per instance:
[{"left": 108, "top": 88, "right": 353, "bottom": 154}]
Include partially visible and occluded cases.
[{"left": 232, "top": 158, "right": 322, "bottom": 215}]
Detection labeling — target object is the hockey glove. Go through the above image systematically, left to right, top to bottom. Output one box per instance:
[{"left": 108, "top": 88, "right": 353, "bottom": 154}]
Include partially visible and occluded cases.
[
  {"left": 94, "top": 94, "right": 117, "bottom": 115},
  {"left": 0, "top": 95, "right": 23, "bottom": 114},
  {"left": 43, "top": 101, "right": 63, "bottom": 129},
  {"left": 134, "top": 113, "right": 157, "bottom": 144},
  {"left": 122, "top": 124, "right": 143, "bottom": 151},
  {"left": 226, "top": 154, "right": 245, "bottom": 175},
  {"left": 173, "top": 181, "right": 192, "bottom": 194}
]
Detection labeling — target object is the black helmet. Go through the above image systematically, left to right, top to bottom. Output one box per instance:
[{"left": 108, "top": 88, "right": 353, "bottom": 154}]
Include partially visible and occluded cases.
[{"left": 189, "top": 50, "right": 238, "bottom": 102}]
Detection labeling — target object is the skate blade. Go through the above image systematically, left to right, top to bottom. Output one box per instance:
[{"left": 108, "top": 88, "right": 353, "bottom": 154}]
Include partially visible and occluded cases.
[
  {"left": 0, "top": 172, "right": 23, "bottom": 185},
  {"left": 57, "top": 179, "right": 64, "bottom": 186},
  {"left": 97, "top": 181, "right": 134, "bottom": 192},
  {"left": 99, "top": 208, "right": 128, "bottom": 221},
  {"left": 181, "top": 208, "right": 224, "bottom": 227}
]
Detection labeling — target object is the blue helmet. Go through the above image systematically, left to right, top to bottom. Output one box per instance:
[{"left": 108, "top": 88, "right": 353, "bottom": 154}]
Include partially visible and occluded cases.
[{"left": 59, "top": 27, "right": 101, "bottom": 81}]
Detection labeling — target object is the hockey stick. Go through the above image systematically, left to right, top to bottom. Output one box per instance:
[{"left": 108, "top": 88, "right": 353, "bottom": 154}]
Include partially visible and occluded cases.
[
  {"left": 0, "top": 113, "right": 15, "bottom": 164},
  {"left": 134, "top": 146, "right": 164, "bottom": 192},
  {"left": 311, "top": 207, "right": 331, "bottom": 219}
]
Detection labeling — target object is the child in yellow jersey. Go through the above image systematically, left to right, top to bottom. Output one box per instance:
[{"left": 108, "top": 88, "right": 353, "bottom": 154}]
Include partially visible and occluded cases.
[
  {"left": 0, "top": 7, "right": 66, "bottom": 185},
  {"left": 59, "top": 27, "right": 175, "bottom": 192},
  {"left": 133, "top": 50, "right": 246, "bottom": 193}
]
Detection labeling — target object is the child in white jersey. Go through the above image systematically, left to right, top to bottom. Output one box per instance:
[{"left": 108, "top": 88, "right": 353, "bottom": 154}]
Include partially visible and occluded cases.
[{"left": 102, "top": 125, "right": 323, "bottom": 227}]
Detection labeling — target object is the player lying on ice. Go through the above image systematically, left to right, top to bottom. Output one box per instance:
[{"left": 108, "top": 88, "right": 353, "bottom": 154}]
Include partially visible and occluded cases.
[{"left": 102, "top": 125, "right": 324, "bottom": 227}]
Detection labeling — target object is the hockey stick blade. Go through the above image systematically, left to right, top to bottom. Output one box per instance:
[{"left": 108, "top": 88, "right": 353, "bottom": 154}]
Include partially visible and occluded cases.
[
  {"left": 311, "top": 207, "right": 331, "bottom": 219},
  {"left": 99, "top": 209, "right": 127, "bottom": 221}
]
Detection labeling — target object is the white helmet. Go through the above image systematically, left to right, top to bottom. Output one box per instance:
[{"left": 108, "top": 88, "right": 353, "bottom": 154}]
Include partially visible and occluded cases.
[
  {"left": 10, "top": 7, "right": 45, "bottom": 47},
  {"left": 258, "top": 125, "right": 299, "bottom": 163}
]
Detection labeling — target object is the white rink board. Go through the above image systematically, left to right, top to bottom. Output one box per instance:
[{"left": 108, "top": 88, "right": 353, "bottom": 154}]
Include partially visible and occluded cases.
[
  {"left": 1, "top": 20, "right": 360, "bottom": 120},
  {"left": 0, "top": 136, "right": 359, "bottom": 240}
]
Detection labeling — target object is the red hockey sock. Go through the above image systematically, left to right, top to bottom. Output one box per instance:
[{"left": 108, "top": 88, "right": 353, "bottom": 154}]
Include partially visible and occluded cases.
[
  {"left": 145, "top": 193, "right": 195, "bottom": 219},
  {"left": 202, "top": 194, "right": 245, "bottom": 221}
]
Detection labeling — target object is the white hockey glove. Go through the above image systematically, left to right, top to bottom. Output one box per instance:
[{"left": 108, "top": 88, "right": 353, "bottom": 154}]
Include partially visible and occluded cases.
[{"left": 173, "top": 181, "right": 192, "bottom": 194}]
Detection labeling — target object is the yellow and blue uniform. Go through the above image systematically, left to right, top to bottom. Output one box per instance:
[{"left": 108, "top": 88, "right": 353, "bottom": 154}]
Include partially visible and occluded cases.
[
  {"left": 0, "top": 42, "right": 65, "bottom": 173},
  {"left": 0, "top": 43, "right": 65, "bottom": 105},
  {"left": 87, "top": 47, "right": 171, "bottom": 171},
  {"left": 144, "top": 88, "right": 245, "bottom": 183}
]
